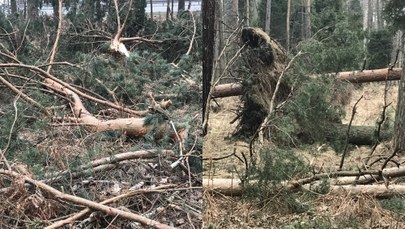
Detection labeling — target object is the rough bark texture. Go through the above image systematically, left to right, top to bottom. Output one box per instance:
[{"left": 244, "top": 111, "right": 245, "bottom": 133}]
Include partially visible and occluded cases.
[
  {"left": 202, "top": 0, "right": 216, "bottom": 133},
  {"left": 265, "top": 0, "right": 272, "bottom": 34},
  {"left": 394, "top": 47, "right": 405, "bottom": 153},
  {"left": 333, "top": 68, "right": 402, "bottom": 83},
  {"left": 212, "top": 82, "right": 244, "bottom": 98}
]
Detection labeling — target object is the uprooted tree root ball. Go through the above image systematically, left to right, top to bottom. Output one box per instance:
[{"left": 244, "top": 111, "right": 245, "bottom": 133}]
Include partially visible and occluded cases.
[{"left": 234, "top": 27, "right": 290, "bottom": 138}]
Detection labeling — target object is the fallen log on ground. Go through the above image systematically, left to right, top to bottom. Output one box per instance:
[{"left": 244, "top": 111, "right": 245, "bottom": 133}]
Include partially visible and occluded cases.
[
  {"left": 212, "top": 68, "right": 402, "bottom": 98},
  {"left": 212, "top": 83, "right": 244, "bottom": 98},
  {"left": 333, "top": 124, "right": 392, "bottom": 145},
  {"left": 204, "top": 166, "right": 405, "bottom": 196},
  {"left": 329, "top": 184, "right": 405, "bottom": 197}
]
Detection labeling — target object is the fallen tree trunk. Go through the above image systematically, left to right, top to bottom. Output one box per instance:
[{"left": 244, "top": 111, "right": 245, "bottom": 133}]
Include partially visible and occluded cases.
[
  {"left": 333, "top": 67, "right": 402, "bottom": 83},
  {"left": 212, "top": 68, "right": 402, "bottom": 98},
  {"left": 212, "top": 83, "right": 244, "bottom": 98},
  {"left": 334, "top": 124, "right": 392, "bottom": 145},
  {"left": 204, "top": 166, "right": 405, "bottom": 196},
  {"left": 203, "top": 178, "right": 245, "bottom": 196},
  {"left": 330, "top": 184, "right": 405, "bottom": 197}
]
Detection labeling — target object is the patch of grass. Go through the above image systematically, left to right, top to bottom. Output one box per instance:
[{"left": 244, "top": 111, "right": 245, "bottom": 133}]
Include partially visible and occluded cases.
[{"left": 380, "top": 197, "right": 405, "bottom": 221}]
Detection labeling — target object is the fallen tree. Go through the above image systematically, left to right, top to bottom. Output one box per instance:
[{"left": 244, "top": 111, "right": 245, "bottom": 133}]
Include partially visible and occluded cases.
[
  {"left": 212, "top": 67, "right": 402, "bottom": 98},
  {"left": 333, "top": 124, "right": 392, "bottom": 145},
  {"left": 204, "top": 166, "right": 405, "bottom": 196}
]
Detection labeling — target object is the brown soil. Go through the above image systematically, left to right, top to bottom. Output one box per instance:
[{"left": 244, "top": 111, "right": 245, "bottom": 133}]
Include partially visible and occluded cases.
[{"left": 203, "top": 82, "right": 405, "bottom": 228}]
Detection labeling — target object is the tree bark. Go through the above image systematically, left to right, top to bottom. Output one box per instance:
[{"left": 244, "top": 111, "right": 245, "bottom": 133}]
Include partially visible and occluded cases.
[
  {"left": 10, "top": 0, "right": 17, "bottom": 14},
  {"left": 26, "top": 0, "right": 39, "bottom": 20},
  {"left": 150, "top": 0, "right": 153, "bottom": 19},
  {"left": 166, "top": 0, "right": 170, "bottom": 20},
  {"left": 178, "top": 0, "right": 185, "bottom": 11},
  {"left": 202, "top": 0, "right": 216, "bottom": 134},
  {"left": 249, "top": 0, "right": 258, "bottom": 26},
  {"left": 265, "top": 0, "right": 272, "bottom": 34},
  {"left": 286, "top": 0, "right": 291, "bottom": 52},
  {"left": 304, "top": 0, "right": 311, "bottom": 39},
  {"left": 367, "top": 0, "right": 373, "bottom": 32},
  {"left": 394, "top": 39, "right": 405, "bottom": 154},
  {"left": 212, "top": 68, "right": 403, "bottom": 98},
  {"left": 212, "top": 82, "right": 244, "bottom": 98},
  {"left": 333, "top": 124, "right": 392, "bottom": 145},
  {"left": 204, "top": 166, "right": 405, "bottom": 196},
  {"left": 330, "top": 184, "right": 405, "bottom": 197}
]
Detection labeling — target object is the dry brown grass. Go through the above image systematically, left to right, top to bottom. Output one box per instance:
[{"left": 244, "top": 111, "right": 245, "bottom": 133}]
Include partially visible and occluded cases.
[{"left": 203, "top": 82, "right": 403, "bottom": 228}]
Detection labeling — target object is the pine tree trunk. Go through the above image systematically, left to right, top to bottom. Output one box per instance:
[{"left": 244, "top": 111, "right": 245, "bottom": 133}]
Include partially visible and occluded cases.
[
  {"left": 10, "top": 0, "right": 17, "bottom": 14},
  {"left": 26, "top": 0, "right": 38, "bottom": 20},
  {"left": 52, "top": 0, "right": 59, "bottom": 20},
  {"left": 150, "top": 0, "right": 153, "bottom": 19},
  {"left": 166, "top": 0, "right": 170, "bottom": 20},
  {"left": 178, "top": 0, "right": 185, "bottom": 11},
  {"left": 202, "top": 0, "right": 216, "bottom": 134},
  {"left": 214, "top": 0, "right": 225, "bottom": 79},
  {"left": 246, "top": 0, "right": 250, "bottom": 26},
  {"left": 250, "top": 0, "right": 258, "bottom": 26},
  {"left": 265, "top": 0, "right": 272, "bottom": 34},
  {"left": 286, "top": 0, "right": 291, "bottom": 52},
  {"left": 304, "top": 0, "right": 311, "bottom": 39},
  {"left": 367, "top": 0, "right": 373, "bottom": 32},
  {"left": 376, "top": 0, "right": 382, "bottom": 30},
  {"left": 394, "top": 37, "right": 405, "bottom": 154}
]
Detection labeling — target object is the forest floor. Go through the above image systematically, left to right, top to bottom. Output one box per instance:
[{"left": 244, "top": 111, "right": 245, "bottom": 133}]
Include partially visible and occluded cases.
[
  {"left": 203, "top": 82, "right": 405, "bottom": 228},
  {"left": 0, "top": 93, "right": 202, "bottom": 228}
]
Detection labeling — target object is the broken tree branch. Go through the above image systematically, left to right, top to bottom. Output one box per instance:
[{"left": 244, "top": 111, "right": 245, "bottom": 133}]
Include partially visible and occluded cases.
[{"left": 0, "top": 169, "right": 176, "bottom": 229}]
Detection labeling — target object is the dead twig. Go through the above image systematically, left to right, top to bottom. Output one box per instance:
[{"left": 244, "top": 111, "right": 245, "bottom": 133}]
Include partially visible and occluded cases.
[
  {"left": 46, "top": 0, "right": 63, "bottom": 73},
  {"left": 339, "top": 95, "right": 363, "bottom": 170},
  {"left": 43, "top": 150, "right": 175, "bottom": 182}
]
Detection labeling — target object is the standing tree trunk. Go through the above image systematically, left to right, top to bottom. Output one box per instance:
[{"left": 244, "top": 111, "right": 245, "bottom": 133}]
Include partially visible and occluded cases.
[
  {"left": 10, "top": 0, "right": 17, "bottom": 14},
  {"left": 26, "top": 0, "right": 39, "bottom": 20},
  {"left": 52, "top": 0, "right": 59, "bottom": 20},
  {"left": 150, "top": 0, "right": 153, "bottom": 19},
  {"left": 166, "top": 0, "right": 170, "bottom": 20},
  {"left": 171, "top": 0, "right": 174, "bottom": 19},
  {"left": 178, "top": 0, "right": 185, "bottom": 11},
  {"left": 202, "top": 0, "right": 216, "bottom": 134},
  {"left": 214, "top": 0, "right": 225, "bottom": 80},
  {"left": 246, "top": 0, "right": 250, "bottom": 26},
  {"left": 250, "top": 0, "right": 258, "bottom": 26},
  {"left": 265, "top": 0, "right": 272, "bottom": 34},
  {"left": 286, "top": 0, "right": 291, "bottom": 52},
  {"left": 304, "top": 0, "right": 311, "bottom": 39},
  {"left": 367, "top": 0, "right": 373, "bottom": 33},
  {"left": 376, "top": 0, "right": 383, "bottom": 30},
  {"left": 394, "top": 37, "right": 405, "bottom": 153}
]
